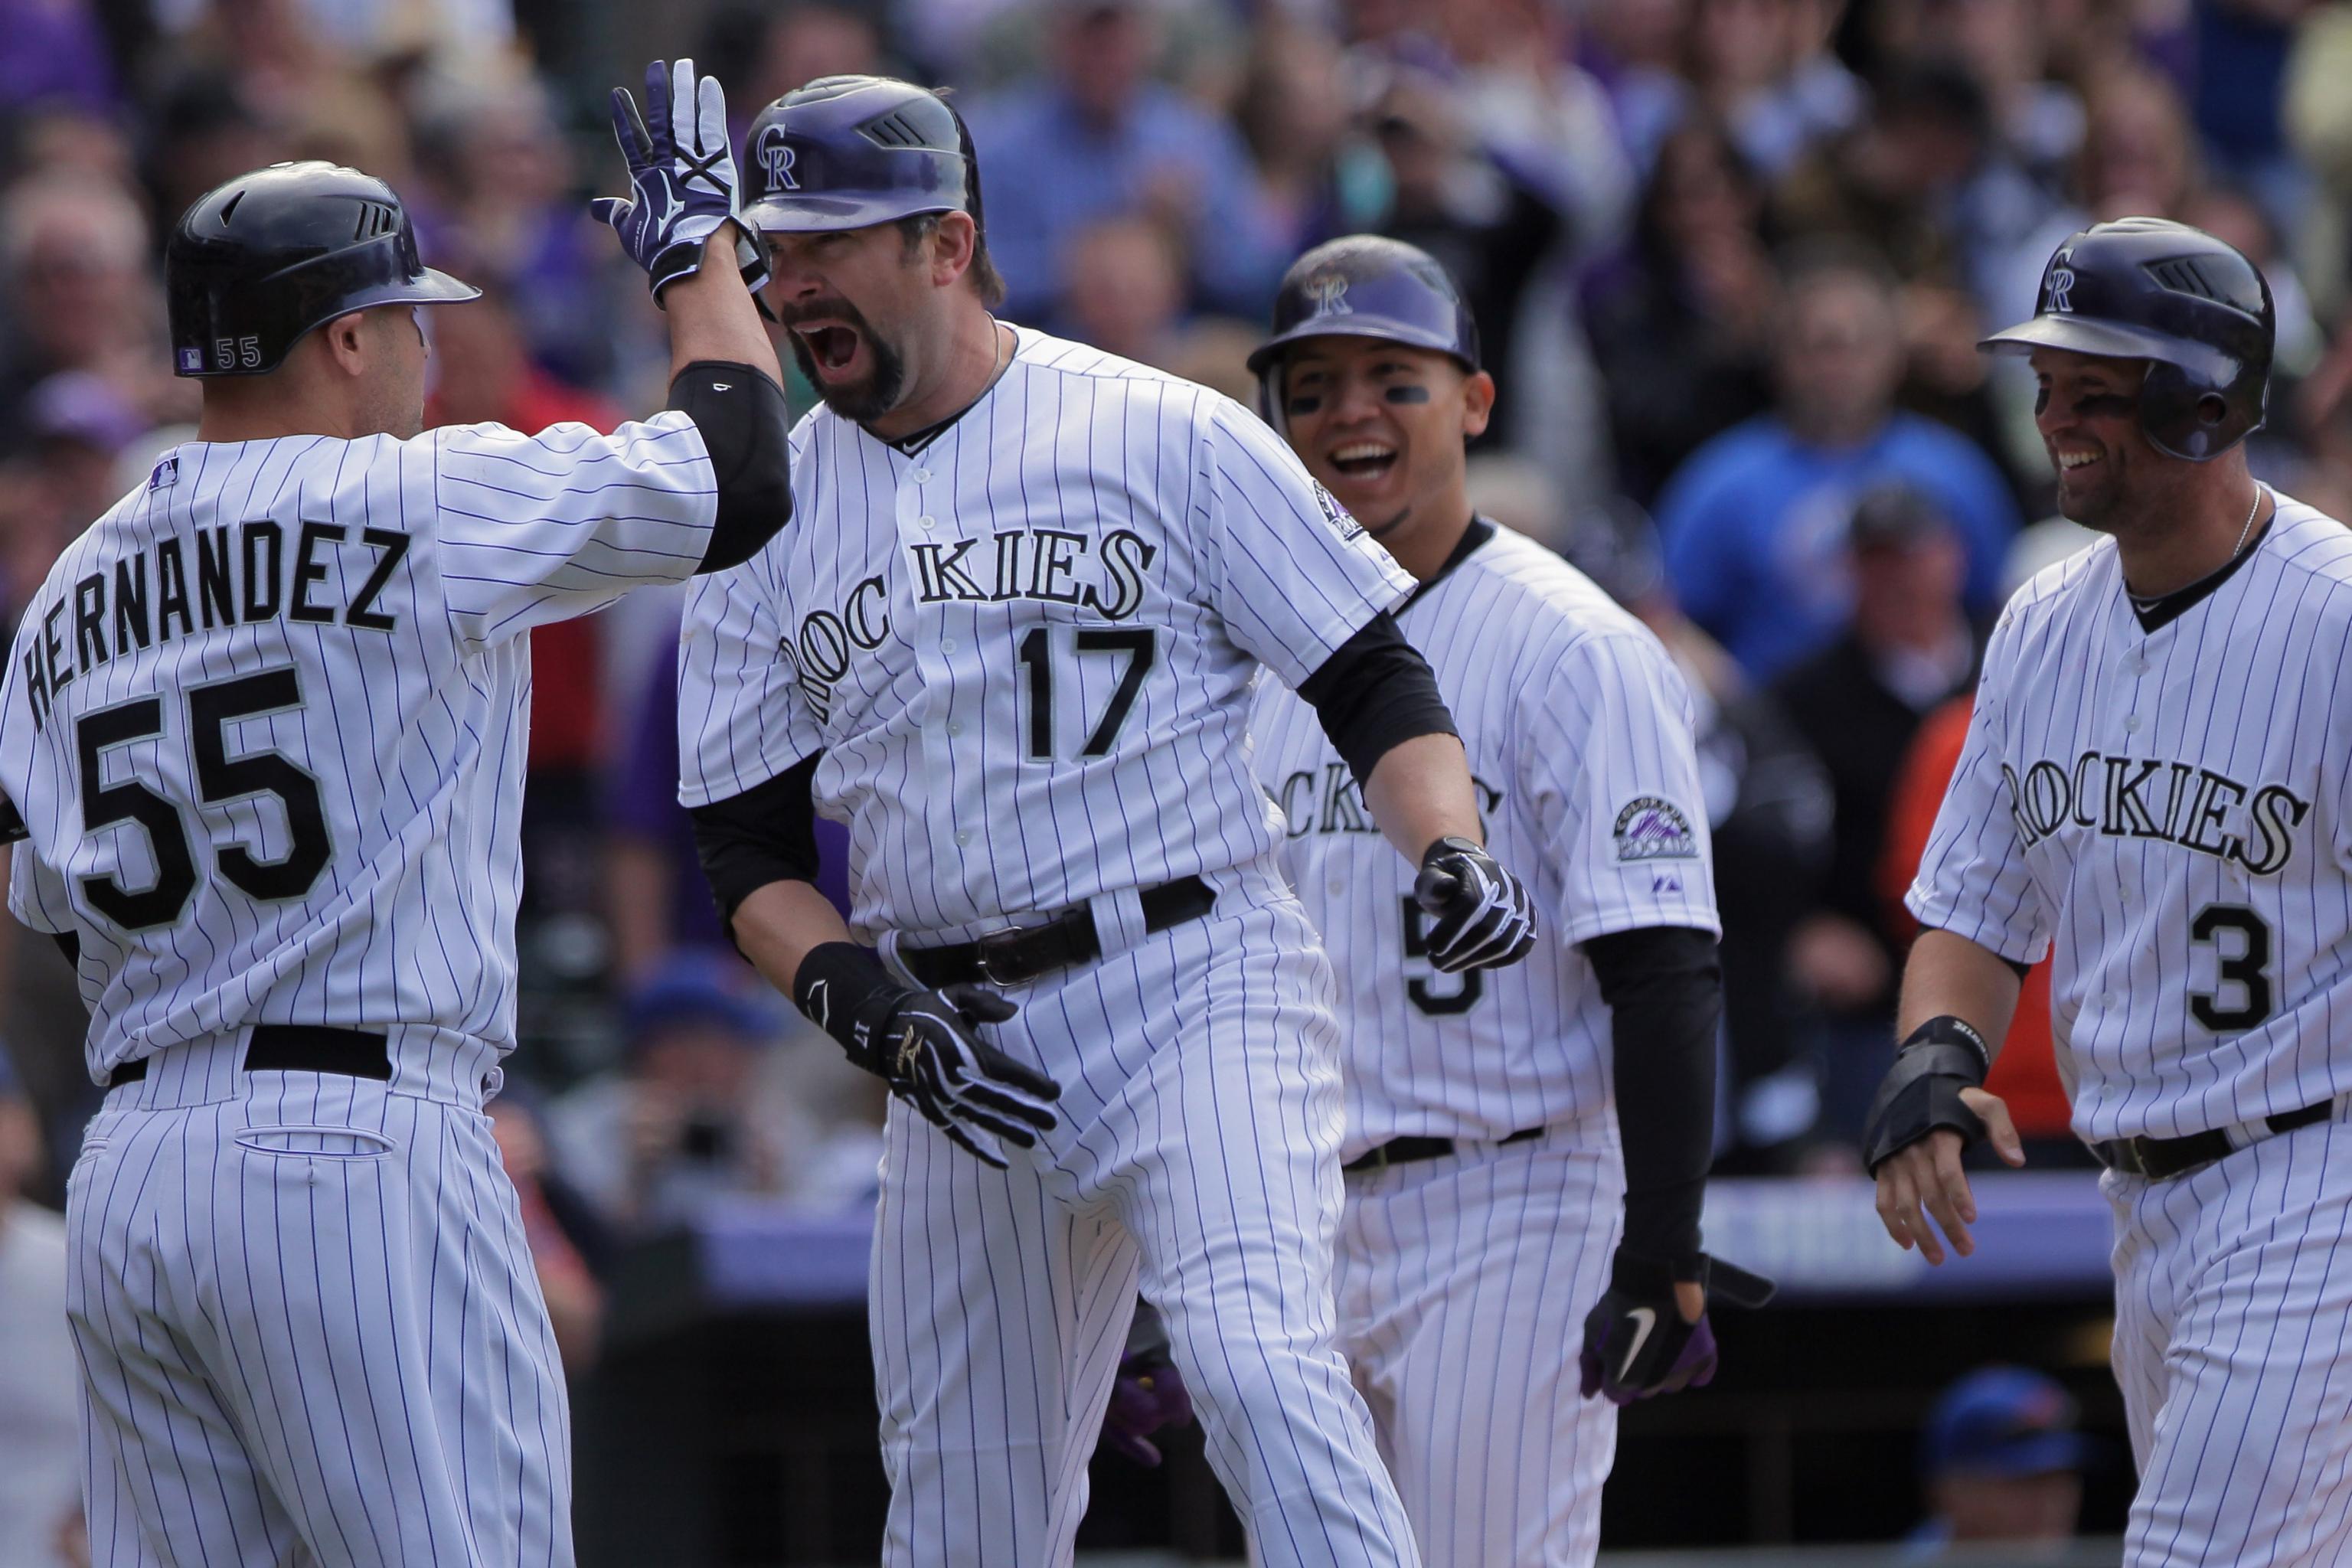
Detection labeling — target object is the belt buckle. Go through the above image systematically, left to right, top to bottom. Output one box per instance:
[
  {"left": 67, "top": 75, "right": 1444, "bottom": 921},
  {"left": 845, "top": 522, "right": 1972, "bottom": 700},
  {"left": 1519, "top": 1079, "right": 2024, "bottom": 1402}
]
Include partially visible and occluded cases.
[{"left": 969, "top": 925, "right": 1034, "bottom": 987}]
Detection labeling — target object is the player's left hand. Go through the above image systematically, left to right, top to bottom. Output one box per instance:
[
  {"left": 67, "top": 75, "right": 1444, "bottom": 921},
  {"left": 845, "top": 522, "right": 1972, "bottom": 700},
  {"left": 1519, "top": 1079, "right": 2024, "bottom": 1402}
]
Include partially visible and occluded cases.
[
  {"left": 590, "top": 58, "right": 769, "bottom": 303},
  {"left": 1414, "top": 835, "right": 1537, "bottom": 972},
  {"left": 1579, "top": 1249, "right": 1775, "bottom": 1405},
  {"left": 1099, "top": 1306, "right": 1194, "bottom": 1466}
]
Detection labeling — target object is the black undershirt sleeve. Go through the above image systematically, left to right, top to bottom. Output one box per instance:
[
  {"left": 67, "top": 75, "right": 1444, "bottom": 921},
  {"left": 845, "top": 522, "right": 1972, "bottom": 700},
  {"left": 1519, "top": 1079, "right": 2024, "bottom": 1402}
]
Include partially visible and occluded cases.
[
  {"left": 668, "top": 361, "right": 793, "bottom": 573},
  {"left": 1293, "top": 613, "right": 1459, "bottom": 786},
  {"left": 688, "top": 753, "right": 824, "bottom": 929},
  {"left": 1583, "top": 924, "right": 1723, "bottom": 1272},
  {"left": 51, "top": 930, "right": 80, "bottom": 969}
]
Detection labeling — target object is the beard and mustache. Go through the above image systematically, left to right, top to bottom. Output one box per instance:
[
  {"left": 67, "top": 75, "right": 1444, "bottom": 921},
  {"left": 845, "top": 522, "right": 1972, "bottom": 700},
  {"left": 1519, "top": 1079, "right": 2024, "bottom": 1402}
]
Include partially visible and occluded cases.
[{"left": 779, "top": 297, "right": 908, "bottom": 426}]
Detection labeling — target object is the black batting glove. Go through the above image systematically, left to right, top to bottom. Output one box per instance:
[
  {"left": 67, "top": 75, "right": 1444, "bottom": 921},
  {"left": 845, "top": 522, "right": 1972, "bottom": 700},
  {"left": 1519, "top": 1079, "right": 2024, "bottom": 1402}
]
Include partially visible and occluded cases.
[
  {"left": 1414, "top": 835, "right": 1538, "bottom": 972},
  {"left": 795, "top": 944, "right": 1062, "bottom": 1168},
  {"left": 1578, "top": 1250, "right": 1775, "bottom": 1405}
]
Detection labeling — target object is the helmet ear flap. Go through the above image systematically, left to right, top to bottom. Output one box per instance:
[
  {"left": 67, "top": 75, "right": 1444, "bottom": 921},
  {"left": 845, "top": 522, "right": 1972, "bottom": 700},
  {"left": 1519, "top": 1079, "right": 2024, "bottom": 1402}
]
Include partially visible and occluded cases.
[{"left": 2140, "top": 359, "right": 2256, "bottom": 462}]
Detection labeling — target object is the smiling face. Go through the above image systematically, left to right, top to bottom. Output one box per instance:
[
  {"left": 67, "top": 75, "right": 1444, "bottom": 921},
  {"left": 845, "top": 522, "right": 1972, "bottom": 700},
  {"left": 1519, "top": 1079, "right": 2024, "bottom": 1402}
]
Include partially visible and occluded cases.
[
  {"left": 765, "top": 217, "right": 957, "bottom": 424},
  {"left": 1277, "top": 335, "right": 1493, "bottom": 544},
  {"left": 2030, "top": 345, "right": 2159, "bottom": 530}
]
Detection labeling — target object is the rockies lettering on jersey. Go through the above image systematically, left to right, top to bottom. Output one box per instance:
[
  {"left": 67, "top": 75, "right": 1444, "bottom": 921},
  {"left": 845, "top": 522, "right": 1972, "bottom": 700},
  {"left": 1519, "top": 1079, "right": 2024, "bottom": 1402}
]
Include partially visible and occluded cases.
[
  {"left": 678, "top": 328, "right": 1414, "bottom": 939},
  {"left": 1, "top": 415, "right": 718, "bottom": 1081},
  {"left": 1910, "top": 493, "right": 2352, "bottom": 1142},
  {"left": 1250, "top": 521, "right": 1720, "bottom": 1156}
]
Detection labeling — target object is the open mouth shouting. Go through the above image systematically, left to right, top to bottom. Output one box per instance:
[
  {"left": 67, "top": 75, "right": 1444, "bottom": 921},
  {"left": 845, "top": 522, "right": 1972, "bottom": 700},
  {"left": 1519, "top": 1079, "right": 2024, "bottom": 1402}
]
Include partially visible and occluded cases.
[{"left": 789, "top": 318, "right": 866, "bottom": 380}]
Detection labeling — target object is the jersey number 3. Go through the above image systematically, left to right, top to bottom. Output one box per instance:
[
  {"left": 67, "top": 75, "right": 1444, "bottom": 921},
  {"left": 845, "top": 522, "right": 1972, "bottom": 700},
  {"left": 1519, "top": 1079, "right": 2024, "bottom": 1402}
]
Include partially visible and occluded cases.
[
  {"left": 76, "top": 669, "right": 332, "bottom": 929},
  {"left": 2190, "top": 903, "right": 2273, "bottom": 1032}
]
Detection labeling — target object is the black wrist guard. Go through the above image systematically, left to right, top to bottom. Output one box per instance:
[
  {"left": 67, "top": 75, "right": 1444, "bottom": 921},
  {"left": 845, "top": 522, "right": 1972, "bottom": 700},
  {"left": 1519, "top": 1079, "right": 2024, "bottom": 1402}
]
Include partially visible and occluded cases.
[
  {"left": 792, "top": 941, "right": 911, "bottom": 1073},
  {"left": 1860, "top": 1015, "right": 1992, "bottom": 1175}
]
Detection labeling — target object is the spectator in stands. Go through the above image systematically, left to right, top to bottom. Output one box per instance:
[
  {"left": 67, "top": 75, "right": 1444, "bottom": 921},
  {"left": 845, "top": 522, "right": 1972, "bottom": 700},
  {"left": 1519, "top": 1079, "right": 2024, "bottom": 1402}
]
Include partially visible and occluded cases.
[
  {"left": 0, "top": 0, "right": 116, "bottom": 119},
  {"left": 705, "top": 0, "right": 886, "bottom": 140},
  {"left": 967, "top": 0, "right": 1285, "bottom": 322},
  {"left": 1684, "top": 0, "right": 1863, "bottom": 179},
  {"left": 1233, "top": 16, "right": 1387, "bottom": 259},
  {"left": 413, "top": 72, "right": 621, "bottom": 390},
  {"left": 1585, "top": 116, "right": 1778, "bottom": 505},
  {"left": 0, "top": 178, "right": 160, "bottom": 456},
  {"left": 1057, "top": 217, "right": 1186, "bottom": 365},
  {"left": 1658, "top": 245, "right": 2018, "bottom": 679},
  {"left": 1775, "top": 484, "right": 1981, "bottom": 1139},
  {"left": 1581, "top": 510, "right": 1838, "bottom": 1168},
  {"left": 547, "top": 952, "right": 799, "bottom": 1233},
  {"left": 0, "top": 1049, "right": 79, "bottom": 1568},
  {"left": 488, "top": 1086, "right": 611, "bottom": 1375},
  {"left": 1906, "top": 1366, "right": 2090, "bottom": 1556}
]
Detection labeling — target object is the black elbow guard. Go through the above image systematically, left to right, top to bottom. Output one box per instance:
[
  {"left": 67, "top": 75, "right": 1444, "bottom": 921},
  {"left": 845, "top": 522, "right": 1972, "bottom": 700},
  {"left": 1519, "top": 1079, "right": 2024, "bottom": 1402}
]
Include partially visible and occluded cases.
[{"left": 670, "top": 361, "right": 793, "bottom": 572}]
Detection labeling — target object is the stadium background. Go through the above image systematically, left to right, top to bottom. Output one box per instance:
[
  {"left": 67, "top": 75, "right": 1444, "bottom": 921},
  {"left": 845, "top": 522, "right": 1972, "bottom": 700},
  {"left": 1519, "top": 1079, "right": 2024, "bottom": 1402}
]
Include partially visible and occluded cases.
[{"left": 1, "top": 0, "right": 2339, "bottom": 1559}]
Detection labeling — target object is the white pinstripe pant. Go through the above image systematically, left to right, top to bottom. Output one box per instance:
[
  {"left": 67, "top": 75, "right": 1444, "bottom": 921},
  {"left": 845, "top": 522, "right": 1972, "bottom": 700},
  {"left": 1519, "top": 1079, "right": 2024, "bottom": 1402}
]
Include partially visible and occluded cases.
[
  {"left": 870, "top": 879, "right": 1420, "bottom": 1568},
  {"left": 65, "top": 1038, "right": 570, "bottom": 1567},
  {"left": 2107, "top": 1113, "right": 2352, "bottom": 1567},
  {"left": 1334, "top": 1129, "right": 1622, "bottom": 1568}
]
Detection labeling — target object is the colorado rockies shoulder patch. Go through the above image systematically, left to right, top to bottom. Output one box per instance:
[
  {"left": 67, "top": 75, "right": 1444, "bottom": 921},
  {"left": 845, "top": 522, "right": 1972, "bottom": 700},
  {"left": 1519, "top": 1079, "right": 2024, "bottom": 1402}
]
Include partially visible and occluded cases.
[
  {"left": 1313, "top": 483, "right": 1366, "bottom": 542},
  {"left": 1613, "top": 795, "right": 1697, "bottom": 861}
]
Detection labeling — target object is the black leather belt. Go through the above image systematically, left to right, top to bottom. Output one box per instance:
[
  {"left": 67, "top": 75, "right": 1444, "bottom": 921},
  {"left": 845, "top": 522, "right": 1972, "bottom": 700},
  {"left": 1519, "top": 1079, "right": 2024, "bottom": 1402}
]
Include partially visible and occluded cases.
[
  {"left": 901, "top": 875, "right": 1217, "bottom": 989},
  {"left": 106, "top": 1025, "right": 393, "bottom": 1089},
  {"left": 2092, "top": 1099, "right": 2334, "bottom": 1181},
  {"left": 1344, "top": 1125, "right": 1544, "bottom": 1174}
]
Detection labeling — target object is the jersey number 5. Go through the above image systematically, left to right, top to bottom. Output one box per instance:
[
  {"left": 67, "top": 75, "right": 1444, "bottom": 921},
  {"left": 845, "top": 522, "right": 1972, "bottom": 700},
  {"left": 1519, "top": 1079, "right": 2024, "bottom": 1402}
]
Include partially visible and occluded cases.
[
  {"left": 1018, "top": 628, "right": 1156, "bottom": 760},
  {"left": 76, "top": 668, "right": 332, "bottom": 929},
  {"left": 1400, "top": 896, "right": 1483, "bottom": 1015},
  {"left": 2190, "top": 903, "right": 2272, "bottom": 1032}
]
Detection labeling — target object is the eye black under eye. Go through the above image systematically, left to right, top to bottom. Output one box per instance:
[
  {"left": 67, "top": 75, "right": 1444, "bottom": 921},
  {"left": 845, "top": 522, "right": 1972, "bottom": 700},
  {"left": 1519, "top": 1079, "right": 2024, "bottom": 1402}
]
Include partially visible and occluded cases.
[
  {"left": 1383, "top": 385, "right": 1431, "bottom": 405},
  {"left": 1285, "top": 396, "right": 1324, "bottom": 415}
]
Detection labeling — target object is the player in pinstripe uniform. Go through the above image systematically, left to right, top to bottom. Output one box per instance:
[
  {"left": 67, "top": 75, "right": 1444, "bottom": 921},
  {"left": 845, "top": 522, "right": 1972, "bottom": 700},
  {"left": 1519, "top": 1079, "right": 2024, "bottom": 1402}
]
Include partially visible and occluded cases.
[
  {"left": 0, "top": 62, "right": 789, "bottom": 1566},
  {"left": 678, "top": 77, "right": 1540, "bottom": 1568},
  {"left": 1869, "top": 217, "right": 2352, "bottom": 1566},
  {"left": 1248, "top": 237, "right": 1769, "bottom": 1567}
]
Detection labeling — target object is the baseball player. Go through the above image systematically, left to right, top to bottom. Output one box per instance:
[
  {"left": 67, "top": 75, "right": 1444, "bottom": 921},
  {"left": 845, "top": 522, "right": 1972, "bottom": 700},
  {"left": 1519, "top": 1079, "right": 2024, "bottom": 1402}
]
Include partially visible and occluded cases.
[
  {"left": 0, "top": 61, "right": 789, "bottom": 1566},
  {"left": 680, "top": 76, "right": 1540, "bottom": 1568},
  {"left": 1868, "top": 216, "right": 2352, "bottom": 1566},
  {"left": 1246, "top": 237, "right": 1769, "bottom": 1566}
]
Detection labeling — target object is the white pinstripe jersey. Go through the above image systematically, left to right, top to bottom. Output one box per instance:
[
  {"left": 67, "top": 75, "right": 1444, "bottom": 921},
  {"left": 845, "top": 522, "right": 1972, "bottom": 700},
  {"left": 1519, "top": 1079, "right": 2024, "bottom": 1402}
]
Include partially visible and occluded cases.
[
  {"left": 676, "top": 327, "right": 1414, "bottom": 941},
  {"left": 1, "top": 416, "right": 717, "bottom": 1080},
  {"left": 1909, "top": 492, "right": 2352, "bottom": 1142},
  {"left": 1250, "top": 521, "right": 1721, "bottom": 1155}
]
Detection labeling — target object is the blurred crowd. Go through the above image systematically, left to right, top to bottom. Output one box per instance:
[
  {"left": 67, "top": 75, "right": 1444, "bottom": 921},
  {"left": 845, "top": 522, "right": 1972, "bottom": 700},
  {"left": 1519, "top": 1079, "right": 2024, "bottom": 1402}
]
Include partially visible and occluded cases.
[{"left": 7, "top": 0, "right": 2352, "bottom": 1386}]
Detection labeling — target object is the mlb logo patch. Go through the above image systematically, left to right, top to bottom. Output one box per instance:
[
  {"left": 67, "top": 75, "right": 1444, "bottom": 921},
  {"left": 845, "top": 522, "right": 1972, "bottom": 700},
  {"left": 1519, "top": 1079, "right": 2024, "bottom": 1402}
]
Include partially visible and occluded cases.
[
  {"left": 178, "top": 347, "right": 203, "bottom": 373},
  {"left": 148, "top": 455, "right": 178, "bottom": 491},
  {"left": 1613, "top": 795, "right": 1697, "bottom": 862}
]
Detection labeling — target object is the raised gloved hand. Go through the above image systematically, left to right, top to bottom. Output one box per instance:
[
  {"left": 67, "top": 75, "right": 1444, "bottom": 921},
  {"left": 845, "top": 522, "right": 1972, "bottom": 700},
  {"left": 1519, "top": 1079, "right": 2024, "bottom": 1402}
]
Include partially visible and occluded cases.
[
  {"left": 590, "top": 58, "right": 770, "bottom": 303},
  {"left": 1413, "top": 835, "right": 1538, "bottom": 972},
  {"left": 795, "top": 943, "right": 1060, "bottom": 1168},
  {"left": 1578, "top": 1250, "right": 1775, "bottom": 1405},
  {"left": 1100, "top": 1302, "right": 1194, "bottom": 1466}
]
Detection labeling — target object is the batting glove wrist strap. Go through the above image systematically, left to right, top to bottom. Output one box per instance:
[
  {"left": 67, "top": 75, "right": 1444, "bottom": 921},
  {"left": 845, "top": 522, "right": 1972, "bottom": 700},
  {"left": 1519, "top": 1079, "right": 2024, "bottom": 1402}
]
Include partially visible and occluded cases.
[
  {"left": 1413, "top": 835, "right": 1538, "bottom": 973},
  {"left": 791, "top": 941, "right": 906, "bottom": 1066},
  {"left": 792, "top": 942, "right": 1062, "bottom": 1169},
  {"left": 1860, "top": 1016, "right": 1991, "bottom": 1176}
]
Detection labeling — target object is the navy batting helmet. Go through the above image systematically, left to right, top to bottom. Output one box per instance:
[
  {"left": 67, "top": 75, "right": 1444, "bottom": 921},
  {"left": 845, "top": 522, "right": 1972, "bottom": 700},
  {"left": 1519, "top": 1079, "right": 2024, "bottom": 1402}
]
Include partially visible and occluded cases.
[
  {"left": 741, "top": 76, "right": 980, "bottom": 234},
  {"left": 166, "top": 162, "right": 477, "bottom": 378},
  {"left": 1981, "top": 217, "right": 2273, "bottom": 462},
  {"left": 1248, "top": 237, "right": 1479, "bottom": 424}
]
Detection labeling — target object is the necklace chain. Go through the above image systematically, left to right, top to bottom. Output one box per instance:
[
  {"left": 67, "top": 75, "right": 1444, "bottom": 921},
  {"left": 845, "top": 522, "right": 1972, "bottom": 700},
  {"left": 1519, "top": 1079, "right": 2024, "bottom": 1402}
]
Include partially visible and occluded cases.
[{"left": 2232, "top": 485, "right": 2263, "bottom": 558}]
